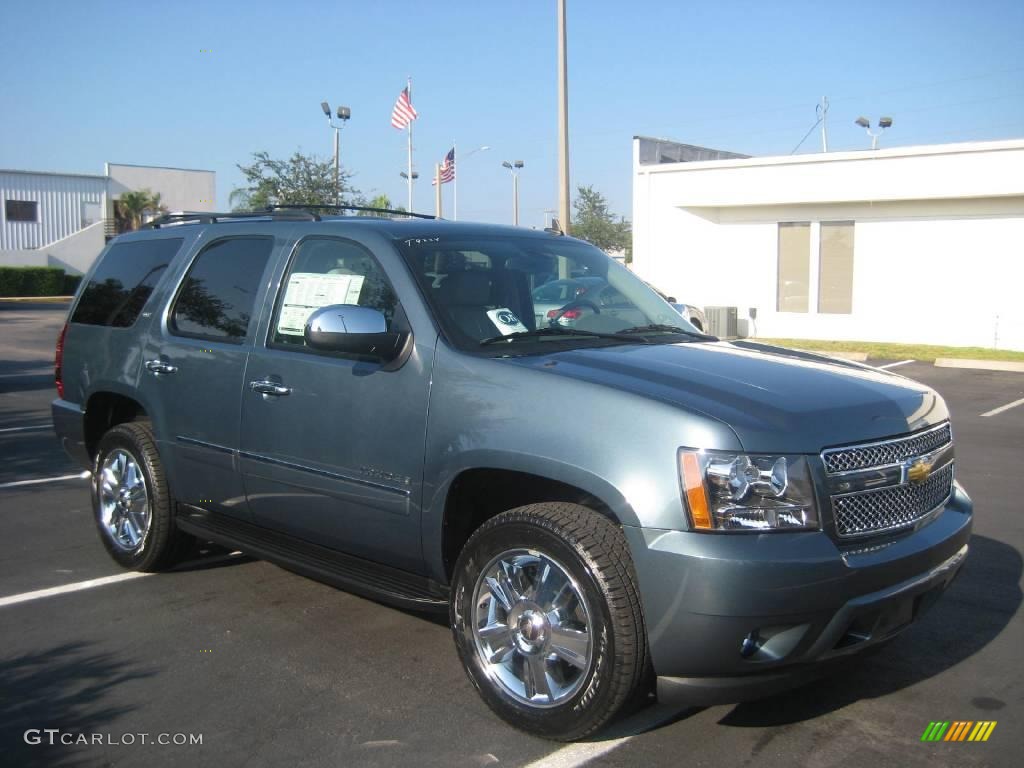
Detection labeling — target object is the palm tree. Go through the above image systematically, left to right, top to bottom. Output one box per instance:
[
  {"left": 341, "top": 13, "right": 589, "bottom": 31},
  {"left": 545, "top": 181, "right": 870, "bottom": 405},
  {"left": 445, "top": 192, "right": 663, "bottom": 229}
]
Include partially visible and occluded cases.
[{"left": 115, "top": 188, "right": 168, "bottom": 231}]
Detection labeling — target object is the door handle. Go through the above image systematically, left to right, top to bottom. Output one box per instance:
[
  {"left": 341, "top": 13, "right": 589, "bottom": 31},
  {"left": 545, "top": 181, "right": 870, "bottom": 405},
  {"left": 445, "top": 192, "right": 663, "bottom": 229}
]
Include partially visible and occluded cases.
[
  {"left": 145, "top": 360, "right": 178, "bottom": 375},
  {"left": 249, "top": 380, "right": 292, "bottom": 397}
]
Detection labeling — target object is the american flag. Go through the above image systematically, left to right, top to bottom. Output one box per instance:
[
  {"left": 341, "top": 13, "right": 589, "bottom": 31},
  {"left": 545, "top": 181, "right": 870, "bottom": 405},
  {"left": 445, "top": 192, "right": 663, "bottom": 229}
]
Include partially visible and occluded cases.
[
  {"left": 390, "top": 87, "right": 418, "bottom": 130},
  {"left": 432, "top": 147, "right": 455, "bottom": 185}
]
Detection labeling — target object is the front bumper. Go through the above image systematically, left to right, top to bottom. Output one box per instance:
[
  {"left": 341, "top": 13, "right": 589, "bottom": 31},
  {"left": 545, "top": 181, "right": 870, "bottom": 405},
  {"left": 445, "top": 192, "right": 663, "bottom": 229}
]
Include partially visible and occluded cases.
[{"left": 624, "top": 483, "right": 972, "bottom": 706}]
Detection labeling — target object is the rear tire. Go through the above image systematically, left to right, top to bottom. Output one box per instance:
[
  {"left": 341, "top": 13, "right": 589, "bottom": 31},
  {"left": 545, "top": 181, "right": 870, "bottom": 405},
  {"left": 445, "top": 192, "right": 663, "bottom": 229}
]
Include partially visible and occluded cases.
[
  {"left": 92, "top": 422, "right": 193, "bottom": 572},
  {"left": 450, "top": 503, "right": 648, "bottom": 741}
]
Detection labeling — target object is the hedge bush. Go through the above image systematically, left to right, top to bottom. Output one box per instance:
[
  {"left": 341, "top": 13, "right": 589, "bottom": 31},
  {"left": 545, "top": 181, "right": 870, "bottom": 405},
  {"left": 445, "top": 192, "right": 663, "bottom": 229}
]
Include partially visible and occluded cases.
[
  {"left": 0, "top": 267, "right": 69, "bottom": 297},
  {"left": 62, "top": 273, "right": 83, "bottom": 295}
]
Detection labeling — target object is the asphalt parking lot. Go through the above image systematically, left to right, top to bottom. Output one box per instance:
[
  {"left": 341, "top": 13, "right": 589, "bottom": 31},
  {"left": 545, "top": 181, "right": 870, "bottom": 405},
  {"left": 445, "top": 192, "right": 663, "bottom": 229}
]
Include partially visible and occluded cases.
[{"left": 2, "top": 301, "right": 1022, "bottom": 768}]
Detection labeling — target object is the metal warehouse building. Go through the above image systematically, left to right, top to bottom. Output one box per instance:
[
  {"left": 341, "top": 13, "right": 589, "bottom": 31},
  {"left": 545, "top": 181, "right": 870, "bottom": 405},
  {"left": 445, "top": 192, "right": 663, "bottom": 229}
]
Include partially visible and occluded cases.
[
  {"left": 631, "top": 136, "right": 1024, "bottom": 351},
  {"left": 1, "top": 163, "right": 215, "bottom": 275}
]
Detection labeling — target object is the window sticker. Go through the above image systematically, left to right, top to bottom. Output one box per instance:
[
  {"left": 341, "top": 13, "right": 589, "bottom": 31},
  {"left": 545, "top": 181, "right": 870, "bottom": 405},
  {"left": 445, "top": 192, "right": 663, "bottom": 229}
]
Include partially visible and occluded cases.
[
  {"left": 277, "top": 272, "right": 365, "bottom": 336},
  {"left": 486, "top": 308, "right": 528, "bottom": 335}
]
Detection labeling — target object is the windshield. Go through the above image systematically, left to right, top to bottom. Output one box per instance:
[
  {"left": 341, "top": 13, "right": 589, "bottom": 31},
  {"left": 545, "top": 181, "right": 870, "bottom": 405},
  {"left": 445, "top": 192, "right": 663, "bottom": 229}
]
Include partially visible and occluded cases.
[{"left": 395, "top": 234, "right": 698, "bottom": 352}]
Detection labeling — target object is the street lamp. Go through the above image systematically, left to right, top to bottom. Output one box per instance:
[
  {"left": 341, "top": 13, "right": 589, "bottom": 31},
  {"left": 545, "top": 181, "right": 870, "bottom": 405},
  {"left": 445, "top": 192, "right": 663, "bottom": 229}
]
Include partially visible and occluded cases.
[
  {"left": 321, "top": 101, "right": 351, "bottom": 205},
  {"left": 855, "top": 115, "right": 892, "bottom": 150},
  {"left": 454, "top": 145, "right": 489, "bottom": 221},
  {"left": 502, "top": 160, "right": 524, "bottom": 226}
]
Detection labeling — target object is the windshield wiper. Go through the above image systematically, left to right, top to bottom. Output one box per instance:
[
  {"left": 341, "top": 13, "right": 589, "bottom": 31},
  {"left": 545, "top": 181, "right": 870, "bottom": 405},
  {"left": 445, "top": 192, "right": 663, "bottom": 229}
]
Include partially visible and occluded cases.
[
  {"left": 618, "top": 324, "right": 718, "bottom": 341},
  {"left": 480, "top": 326, "right": 652, "bottom": 346}
]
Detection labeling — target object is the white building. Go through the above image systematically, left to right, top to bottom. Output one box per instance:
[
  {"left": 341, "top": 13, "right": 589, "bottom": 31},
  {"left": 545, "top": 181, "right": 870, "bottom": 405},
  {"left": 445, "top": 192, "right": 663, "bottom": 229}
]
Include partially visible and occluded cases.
[
  {"left": 632, "top": 136, "right": 1024, "bottom": 351},
  {"left": 1, "top": 162, "right": 215, "bottom": 275}
]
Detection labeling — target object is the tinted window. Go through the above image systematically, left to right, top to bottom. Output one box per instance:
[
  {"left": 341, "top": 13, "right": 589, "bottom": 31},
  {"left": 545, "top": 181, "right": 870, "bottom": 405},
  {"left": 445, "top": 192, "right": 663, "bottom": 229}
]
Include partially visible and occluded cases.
[
  {"left": 5, "top": 200, "right": 38, "bottom": 222},
  {"left": 777, "top": 222, "right": 810, "bottom": 313},
  {"left": 170, "top": 237, "right": 273, "bottom": 342},
  {"left": 269, "top": 237, "right": 398, "bottom": 354},
  {"left": 71, "top": 238, "right": 184, "bottom": 327}
]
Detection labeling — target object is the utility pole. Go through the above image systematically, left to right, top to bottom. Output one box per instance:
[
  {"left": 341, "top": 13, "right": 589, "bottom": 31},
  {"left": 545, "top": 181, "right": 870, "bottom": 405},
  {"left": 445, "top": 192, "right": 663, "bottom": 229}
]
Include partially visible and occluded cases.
[
  {"left": 557, "top": 0, "right": 571, "bottom": 234},
  {"left": 819, "top": 96, "right": 829, "bottom": 152}
]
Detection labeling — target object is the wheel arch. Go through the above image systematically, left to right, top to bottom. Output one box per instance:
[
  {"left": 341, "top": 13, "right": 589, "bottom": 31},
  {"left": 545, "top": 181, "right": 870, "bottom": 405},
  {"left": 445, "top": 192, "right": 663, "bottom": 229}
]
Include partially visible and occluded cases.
[
  {"left": 84, "top": 389, "right": 151, "bottom": 459},
  {"left": 428, "top": 453, "right": 639, "bottom": 583}
]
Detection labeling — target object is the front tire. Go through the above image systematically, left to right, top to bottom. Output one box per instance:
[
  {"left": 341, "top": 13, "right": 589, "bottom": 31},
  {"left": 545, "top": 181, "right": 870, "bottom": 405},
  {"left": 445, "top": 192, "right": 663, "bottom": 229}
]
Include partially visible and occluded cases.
[
  {"left": 92, "top": 422, "right": 192, "bottom": 572},
  {"left": 450, "top": 503, "right": 648, "bottom": 741}
]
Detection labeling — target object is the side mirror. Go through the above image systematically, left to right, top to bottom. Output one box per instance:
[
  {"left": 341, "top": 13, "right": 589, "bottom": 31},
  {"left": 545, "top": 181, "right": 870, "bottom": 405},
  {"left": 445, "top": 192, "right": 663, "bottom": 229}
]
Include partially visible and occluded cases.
[{"left": 304, "top": 305, "right": 405, "bottom": 362}]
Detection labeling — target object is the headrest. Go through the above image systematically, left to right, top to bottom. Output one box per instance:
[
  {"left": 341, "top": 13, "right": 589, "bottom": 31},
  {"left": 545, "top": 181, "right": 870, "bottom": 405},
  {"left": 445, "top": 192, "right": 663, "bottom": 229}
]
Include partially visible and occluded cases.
[{"left": 438, "top": 270, "right": 493, "bottom": 306}]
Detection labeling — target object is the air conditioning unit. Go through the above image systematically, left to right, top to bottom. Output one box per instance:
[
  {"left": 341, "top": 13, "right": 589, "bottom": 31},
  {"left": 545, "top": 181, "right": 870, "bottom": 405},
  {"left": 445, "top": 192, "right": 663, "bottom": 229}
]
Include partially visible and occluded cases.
[{"left": 705, "top": 306, "right": 738, "bottom": 338}]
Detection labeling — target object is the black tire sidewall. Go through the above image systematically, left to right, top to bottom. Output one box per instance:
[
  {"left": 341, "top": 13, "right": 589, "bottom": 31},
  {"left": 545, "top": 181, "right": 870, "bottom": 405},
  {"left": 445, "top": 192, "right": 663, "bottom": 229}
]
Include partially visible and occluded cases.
[
  {"left": 92, "top": 424, "right": 172, "bottom": 571},
  {"left": 451, "top": 517, "right": 623, "bottom": 740}
]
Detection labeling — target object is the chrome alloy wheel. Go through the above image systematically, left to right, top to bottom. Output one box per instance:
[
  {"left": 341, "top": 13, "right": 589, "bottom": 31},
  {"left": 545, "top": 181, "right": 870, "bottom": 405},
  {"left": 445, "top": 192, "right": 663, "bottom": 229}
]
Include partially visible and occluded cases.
[
  {"left": 98, "top": 449, "right": 151, "bottom": 553},
  {"left": 471, "top": 549, "right": 594, "bottom": 708}
]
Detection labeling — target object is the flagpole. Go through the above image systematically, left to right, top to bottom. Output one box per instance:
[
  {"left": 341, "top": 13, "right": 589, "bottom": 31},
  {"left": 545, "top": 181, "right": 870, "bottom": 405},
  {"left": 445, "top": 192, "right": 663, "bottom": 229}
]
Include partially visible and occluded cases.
[
  {"left": 406, "top": 76, "right": 413, "bottom": 213},
  {"left": 453, "top": 142, "right": 458, "bottom": 221},
  {"left": 435, "top": 163, "right": 443, "bottom": 218}
]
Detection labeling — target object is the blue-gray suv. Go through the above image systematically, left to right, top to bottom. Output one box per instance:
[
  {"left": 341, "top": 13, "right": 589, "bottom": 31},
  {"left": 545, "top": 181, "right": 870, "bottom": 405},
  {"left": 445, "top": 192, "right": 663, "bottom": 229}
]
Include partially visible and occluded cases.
[{"left": 52, "top": 207, "right": 972, "bottom": 741}]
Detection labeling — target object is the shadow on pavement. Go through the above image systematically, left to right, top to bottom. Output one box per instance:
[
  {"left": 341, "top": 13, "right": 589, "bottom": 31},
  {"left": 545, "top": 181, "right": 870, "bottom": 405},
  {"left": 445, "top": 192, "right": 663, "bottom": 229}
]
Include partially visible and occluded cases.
[
  {"left": 717, "top": 534, "right": 1021, "bottom": 728},
  {"left": 0, "top": 640, "right": 155, "bottom": 768}
]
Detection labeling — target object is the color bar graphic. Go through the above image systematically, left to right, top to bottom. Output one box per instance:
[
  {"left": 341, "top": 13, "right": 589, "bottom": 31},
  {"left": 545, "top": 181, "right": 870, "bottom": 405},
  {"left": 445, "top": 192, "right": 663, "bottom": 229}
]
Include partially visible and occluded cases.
[{"left": 921, "top": 721, "right": 996, "bottom": 742}]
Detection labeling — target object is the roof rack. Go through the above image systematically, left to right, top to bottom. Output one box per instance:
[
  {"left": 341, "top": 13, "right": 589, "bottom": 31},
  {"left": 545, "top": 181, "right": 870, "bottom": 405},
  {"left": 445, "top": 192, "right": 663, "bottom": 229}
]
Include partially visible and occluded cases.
[
  {"left": 141, "top": 203, "right": 436, "bottom": 230},
  {"left": 265, "top": 203, "right": 436, "bottom": 220},
  {"left": 142, "top": 209, "right": 319, "bottom": 229}
]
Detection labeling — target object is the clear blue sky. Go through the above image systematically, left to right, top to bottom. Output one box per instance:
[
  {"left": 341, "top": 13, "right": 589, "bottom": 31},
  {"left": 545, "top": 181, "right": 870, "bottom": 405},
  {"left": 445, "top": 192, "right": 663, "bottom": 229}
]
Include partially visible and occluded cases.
[{"left": 1, "top": 0, "right": 1022, "bottom": 227}]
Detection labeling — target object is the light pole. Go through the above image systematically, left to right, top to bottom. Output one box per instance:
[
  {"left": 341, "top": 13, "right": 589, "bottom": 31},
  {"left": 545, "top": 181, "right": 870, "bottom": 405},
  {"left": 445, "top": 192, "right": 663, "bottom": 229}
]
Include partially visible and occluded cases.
[
  {"left": 321, "top": 101, "right": 351, "bottom": 205},
  {"left": 855, "top": 115, "right": 892, "bottom": 150},
  {"left": 454, "top": 145, "right": 489, "bottom": 221},
  {"left": 502, "top": 161, "right": 524, "bottom": 226},
  {"left": 400, "top": 171, "right": 419, "bottom": 213}
]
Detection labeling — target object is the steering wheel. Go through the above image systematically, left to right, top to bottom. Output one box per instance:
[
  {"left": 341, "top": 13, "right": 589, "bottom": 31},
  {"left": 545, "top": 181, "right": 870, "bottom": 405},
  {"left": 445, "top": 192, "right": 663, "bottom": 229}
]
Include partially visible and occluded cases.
[{"left": 549, "top": 299, "right": 601, "bottom": 323}]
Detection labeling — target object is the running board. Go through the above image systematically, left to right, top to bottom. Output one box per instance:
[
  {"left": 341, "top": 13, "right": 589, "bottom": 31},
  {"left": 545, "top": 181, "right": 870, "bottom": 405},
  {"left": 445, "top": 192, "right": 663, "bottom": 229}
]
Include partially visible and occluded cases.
[{"left": 176, "top": 506, "right": 448, "bottom": 612}]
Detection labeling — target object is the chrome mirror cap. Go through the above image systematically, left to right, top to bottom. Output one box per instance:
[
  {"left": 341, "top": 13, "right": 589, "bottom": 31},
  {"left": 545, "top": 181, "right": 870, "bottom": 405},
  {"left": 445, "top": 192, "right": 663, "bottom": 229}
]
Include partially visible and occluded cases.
[
  {"left": 304, "top": 304, "right": 405, "bottom": 363},
  {"left": 306, "top": 304, "right": 388, "bottom": 337}
]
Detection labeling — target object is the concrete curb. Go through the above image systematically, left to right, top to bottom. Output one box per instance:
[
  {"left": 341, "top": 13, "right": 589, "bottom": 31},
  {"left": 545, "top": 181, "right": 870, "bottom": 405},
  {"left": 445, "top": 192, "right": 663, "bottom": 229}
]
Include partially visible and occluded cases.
[
  {"left": 0, "top": 296, "right": 72, "bottom": 303},
  {"left": 935, "top": 358, "right": 1024, "bottom": 373}
]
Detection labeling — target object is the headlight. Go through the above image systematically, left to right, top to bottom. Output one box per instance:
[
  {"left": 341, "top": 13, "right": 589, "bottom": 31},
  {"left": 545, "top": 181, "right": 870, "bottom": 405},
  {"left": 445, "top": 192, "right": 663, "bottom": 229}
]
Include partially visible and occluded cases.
[{"left": 678, "top": 449, "right": 819, "bottom": 532}]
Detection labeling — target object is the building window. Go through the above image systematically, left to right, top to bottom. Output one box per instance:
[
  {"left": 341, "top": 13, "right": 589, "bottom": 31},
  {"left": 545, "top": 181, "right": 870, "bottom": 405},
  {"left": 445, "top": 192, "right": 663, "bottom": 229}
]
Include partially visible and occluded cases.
[
  {"left": 5, "top": 200, "right": 38, "bottom": 222},
  {"left": 818, "top": 221, "right": 855, "bottom": 314},
  {"left": 777, "top": 222, "right": 810, "bottom": 312}
]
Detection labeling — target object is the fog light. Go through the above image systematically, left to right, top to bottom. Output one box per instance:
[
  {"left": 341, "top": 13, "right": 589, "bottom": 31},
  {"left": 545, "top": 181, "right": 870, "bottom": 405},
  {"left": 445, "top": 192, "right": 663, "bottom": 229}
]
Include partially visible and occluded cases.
[{"left": 740, "top": 631, "right": 762, "bottom": 658}]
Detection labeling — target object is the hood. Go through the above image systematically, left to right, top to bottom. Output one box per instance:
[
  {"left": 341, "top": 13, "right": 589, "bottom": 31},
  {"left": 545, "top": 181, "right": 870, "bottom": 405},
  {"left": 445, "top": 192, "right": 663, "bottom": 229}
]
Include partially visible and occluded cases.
[{"left": 501, "top": 341, "right": 946, "bottom": 453}]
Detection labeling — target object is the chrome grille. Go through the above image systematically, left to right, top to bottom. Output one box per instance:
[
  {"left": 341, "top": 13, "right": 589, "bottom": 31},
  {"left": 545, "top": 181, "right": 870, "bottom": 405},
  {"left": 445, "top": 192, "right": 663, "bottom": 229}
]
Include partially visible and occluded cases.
[
  {"left": 822, "top": 423, "right": 952, "bottom": 474},
  {"left": 833, "top": 463, "right": 953, "bottom": 537}
]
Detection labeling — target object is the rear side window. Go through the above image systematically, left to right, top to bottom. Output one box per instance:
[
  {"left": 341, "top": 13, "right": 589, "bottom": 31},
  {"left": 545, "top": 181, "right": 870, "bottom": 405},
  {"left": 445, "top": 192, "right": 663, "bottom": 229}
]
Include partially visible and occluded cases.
[
  {"left": 170, "top": 237, "right": 273, "bottom": 342},
  {"left": 71, "top": 238, "right": 184, "bottom": 327}
]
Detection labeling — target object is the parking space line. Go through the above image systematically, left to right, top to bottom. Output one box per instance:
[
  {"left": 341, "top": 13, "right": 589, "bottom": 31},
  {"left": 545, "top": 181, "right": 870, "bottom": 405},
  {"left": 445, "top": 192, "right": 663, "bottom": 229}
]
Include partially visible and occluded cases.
[
  {"left": 877, "top": 359, "right": 915, "bottom": 370},
  {"left": 981, "top": 397, "right": 1024, "bottom": 418},
  {"left": 0, "top": 424, "right": 51, "bottom": 433},
  {"left": 0, "top": 471, "right": 90, "bottom": 489},
  {"left": 0, "top": 572, "right": 153, "bottom": 609},
  {"left": 520, "top": 703, "right": 690, "bottom": 768},
  {"left": 521, "top": 736, "right": 633, "bottom": 768}
]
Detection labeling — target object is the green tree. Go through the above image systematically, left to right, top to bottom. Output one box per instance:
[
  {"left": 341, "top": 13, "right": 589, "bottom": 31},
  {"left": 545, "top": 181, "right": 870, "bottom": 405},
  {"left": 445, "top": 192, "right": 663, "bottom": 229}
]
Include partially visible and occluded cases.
[
  {"left": 231, "top": 151, "right": 359, "bottom": 211},
  {"left": 571, "top": 185, "right": 632, "bottom": 262},
  {"left": 115, "top": 188, "right": 168, "bottom": 231},
  {"left": 357, "top": 194, "right": 405, "bottom": 216}
]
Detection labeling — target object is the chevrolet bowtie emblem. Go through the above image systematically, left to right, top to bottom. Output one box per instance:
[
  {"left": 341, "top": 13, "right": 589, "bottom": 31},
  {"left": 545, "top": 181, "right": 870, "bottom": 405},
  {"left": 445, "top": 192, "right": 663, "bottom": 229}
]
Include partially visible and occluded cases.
[{"left": 907, "top": 458, "right": 933, "bottom": 484}]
